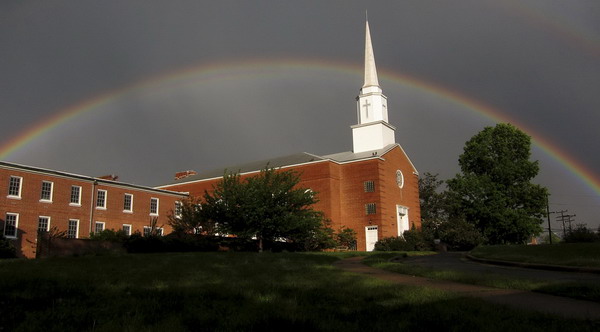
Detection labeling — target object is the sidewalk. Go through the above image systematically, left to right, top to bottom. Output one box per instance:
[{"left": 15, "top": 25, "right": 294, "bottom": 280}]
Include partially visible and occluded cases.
[{"left": 334, "top": 256, "right": 600, "bottom": 320}]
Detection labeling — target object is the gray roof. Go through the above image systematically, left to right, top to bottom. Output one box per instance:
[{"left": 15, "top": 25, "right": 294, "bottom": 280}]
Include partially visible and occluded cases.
[{"left": 158, "top": 144, "right": 408, "bottom": 187}]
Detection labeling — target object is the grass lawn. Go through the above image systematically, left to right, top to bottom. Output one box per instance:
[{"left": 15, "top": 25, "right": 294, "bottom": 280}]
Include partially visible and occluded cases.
[
  {"left": 470, "top": 243, "right": 600, "bottom": 267},
  {"left": 1, "top": 252, "right": 599, "bottom": 331}
]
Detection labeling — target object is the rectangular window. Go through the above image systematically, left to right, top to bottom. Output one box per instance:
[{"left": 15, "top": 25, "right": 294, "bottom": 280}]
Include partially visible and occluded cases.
[
  {"left": 8, "top": 176, "right": 22, "bottom": 198},
  {"left": 40, "top": 181, "right": 53, "bottom": 201},
  {"left": 364, "top": 181, "right": 375, "bottom": 193},
  {"left": 70, "top": 186, "right": 82, "bottom": 205},
  {"left": 96, "top": 190, "right": 107, "bottom": 209},
  {"left": 123, "top": 193, "right": 133, "bottom": 212},
  {"left": 150, "top": 198, "right": 159, "bottom": 215},
  {"left": 175, "top": 201, "right": 182, "bottom": 218},
  {"left": 365, "top": 203, "right": 377, "bottom": 215},
  {"left": 4, "top": 213, "right": 19, "bottom": 238},
  {"left": 38, "top": 216, "right": 50, "bottom": 233},
  {"left": 67, "top": 219, "right": 79, "bottom": 238},
  {"left": 94, "top": 221, "right": 105, "bottom": 234},
  {"left": 122, "top": 224, "right": 132, "bottom": 236},
  {"left": 143, "top": 226, "right": 151, "bottom": 237},
  {"left": 157, "top": 228, "right": 164, "bottom": 236}
]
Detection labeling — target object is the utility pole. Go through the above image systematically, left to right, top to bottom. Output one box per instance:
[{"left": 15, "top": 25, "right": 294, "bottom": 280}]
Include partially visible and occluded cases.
[
  {"left": 546, "top": 194, "right": 553, "bottom": 244},
  {"left": 555, "top": 210, "right": 568, "bottom": 238},
  {"left": 565, "top": 214, "right": 576, "bottom": 234}
]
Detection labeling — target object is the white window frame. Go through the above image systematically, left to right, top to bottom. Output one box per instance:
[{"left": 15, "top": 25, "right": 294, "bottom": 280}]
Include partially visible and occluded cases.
[
  {"left": 7, "top": 176, "right": 22, "bottom": 199},
  {"left": 40, "top": 180, "right": 54, "bottom": 202},
  {"left": 70, "top": 185, "right": 82, "bottom": 206},
  {"left": 96, "top": 189, "right": 107, "bottom": 209},
  {"left": 123, "top": 193, "right": 133, "bottom": 213},
  {"left": 150, "top": 197, "right": 159, "bottom": 216},
  {"left": 175, "top": 201, "right": 182, "bottom": 219},
  {"left": 3, "top": 213, "right": 19, "bottom": 238},
  {"left": 38, "top": 216, "right": 51, "bottom": 233},
  {"left": 67, "top": 219, "right": 79, "bottom": 239},
  {"left": 94, "top": 221, "right": 105, "bottom": 234},
  {"left": 122, "top": 224, "right": 132, "bottom": 236},
  {"left": 143, "top": 226, "right": 152, "bottom": 237},
  {"left": 157, "top": 227, "right": 164, "bottom": 236}
]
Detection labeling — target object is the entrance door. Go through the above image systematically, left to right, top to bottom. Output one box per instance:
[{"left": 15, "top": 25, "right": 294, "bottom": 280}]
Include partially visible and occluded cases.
[
  {"left": 397, "top": 205, "right": 409, "bottom": 236},
  {"left": 365, "top": 226, "right": 378, "bottom": 251}
]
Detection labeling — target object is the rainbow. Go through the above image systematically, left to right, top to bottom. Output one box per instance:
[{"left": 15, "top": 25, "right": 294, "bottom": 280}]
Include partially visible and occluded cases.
[{"left": 1, "top": 58, "right": 599, "bottom": 196}]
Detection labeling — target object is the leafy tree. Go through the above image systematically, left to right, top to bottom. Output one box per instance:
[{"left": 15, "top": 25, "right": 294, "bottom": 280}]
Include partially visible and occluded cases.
[
  {"left": 447, "top": 123, "right": 548, "bottom": 244},
  {"left": 201, "top": 167, "right": 331, "bottom": 251},
  {"left": 419, "top": 172, "right": 449, "bottom": 226},
  {"left": 168, "top": 197, "right": 218, "bottom": 236},
  {"left": 564, "top": 223, "right": 599, "bottom": 243},
  {"left": 335, "top": 226, "right": 357, "bottom": 249}
]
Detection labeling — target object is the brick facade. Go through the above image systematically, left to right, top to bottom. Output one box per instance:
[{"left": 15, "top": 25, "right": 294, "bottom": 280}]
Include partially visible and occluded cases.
[{"left": 0, "top": 162, "right": 187, "bottom": 258}]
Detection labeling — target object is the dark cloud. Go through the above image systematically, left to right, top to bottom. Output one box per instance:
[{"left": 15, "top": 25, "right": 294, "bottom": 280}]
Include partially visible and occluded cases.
[{"left": 1, "top": 0, "right": 599, "bottom": 228}]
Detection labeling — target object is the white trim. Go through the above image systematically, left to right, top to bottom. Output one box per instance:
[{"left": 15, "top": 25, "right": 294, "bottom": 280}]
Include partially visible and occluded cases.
[
  {"left": 7, "top": 175, "right": 22, "bottom": 199},
  {"left": 39, "top": 180, "right": 54, "bottom": 203},
  {"left": 70, "top": 185, "right": 82, "bottom": 206},
  {"left": 96, "top": 189, "right": 107, "bottom": 209},
  {"left": 123, "top": 193, "right": 133, "bottom": 213},
  {"left": 150, "top": 197, "right": 159, "bottom": 215},
  {"left": 396, "top": 205, "right": 410, "bottom": 237},
  {"left": 3, "top": 212, "right": 19, "bottom": 238},
  {"left": 38, "top": 216, "right": 51, "bottom": 233},
  {"left": 67, "top": 219, "right": 80, "bottom": 239},
  {"left": 94, "top": 221, "right": 105, "bottom": 234},
  {"left": 122, "top": 224, "right": 132, "bottom": 236}
]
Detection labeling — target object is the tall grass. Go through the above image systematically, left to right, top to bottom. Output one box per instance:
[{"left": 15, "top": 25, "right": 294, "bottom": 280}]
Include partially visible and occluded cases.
[{"left": 0, "top": 252, "right": 597, "bottom": 331}]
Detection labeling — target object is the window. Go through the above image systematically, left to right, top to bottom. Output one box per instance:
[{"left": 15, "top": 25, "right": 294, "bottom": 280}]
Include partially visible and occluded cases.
[
  {"left": 8, "top": 176, "right": 22, "bottom": 198},
  {"left": 40, "top": 181, "right": 53, "bottom": 201},
  {"left": 364, "top": 181, "right": 375, "bottom": 193},
  {"left": 70, "top": 186, "right": 82, "bottom": 205},
  {"left": 96, "top": 190, "right": 107, "bottom": 209},
  {"left": 123, "top": 194, "right": 133, "bottom": 212},
  {"left": 150, "top": 198, "right": 159, "bottom": 215},
  {"left": 175, "top": 201, "right": 182, "bottom": 218},
  {"left": 365, "top": 203, "right": 377, "bottom": 215},
  {"left": 4, "top": 213, "right": 18, "bottom": 238},
  {"left": 38, "top": 216, "right": 50, "bottom": 233},
  {"left": 67, "top": 219, "right": 79, "bottom": 238},
  {"left": 94, "top": 221, "right": 105, "bottom": 234},
  {"left": 122, "top": 224, "right": 132, "bottom": 236},
  {"left": 143, "top": 226, "right": 151, "bottom": 237},
  {"left": 143, "top": 226, "right": 163, "bottom": 237},
  {"left": 157, "top": 228, "right": 164, "bottom": 236}
]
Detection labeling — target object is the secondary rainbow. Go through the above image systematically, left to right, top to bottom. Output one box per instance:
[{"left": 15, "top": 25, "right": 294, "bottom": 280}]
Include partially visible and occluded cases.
[{"left": 1, "top": 58, "right": 599, "bottom": 196}]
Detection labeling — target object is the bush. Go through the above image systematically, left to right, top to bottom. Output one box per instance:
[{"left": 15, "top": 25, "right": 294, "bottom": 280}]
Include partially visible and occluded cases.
[
  {"left": 438, "top": 219, "right": 484, "bottom": 251},
  {"left": 564, "top": 224, "right": 599, "bottom": 243},
  {"left": 89, "top": 229, "right": 129, "bottom": 242},
  {"left": 374, "top": 229, "right": 433, "bottom": 252},
  {"left": 0, "top": 236, "right": 17, "bottom": 259}
]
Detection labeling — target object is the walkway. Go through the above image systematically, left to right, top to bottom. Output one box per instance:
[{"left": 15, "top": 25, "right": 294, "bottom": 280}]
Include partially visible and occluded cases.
[{"left": 333, "top": 256, "right": 600, "bottom": 320}]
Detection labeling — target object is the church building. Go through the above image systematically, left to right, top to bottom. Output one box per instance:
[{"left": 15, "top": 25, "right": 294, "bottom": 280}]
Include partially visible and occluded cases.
[{"left": 157, "top": 21, "right": 421, "bottom": 251}]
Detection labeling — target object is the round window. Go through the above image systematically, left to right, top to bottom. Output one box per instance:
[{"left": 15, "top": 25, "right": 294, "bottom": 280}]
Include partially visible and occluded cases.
[{"left": 396, "top": 170, "right": 404, "bottom": 188}]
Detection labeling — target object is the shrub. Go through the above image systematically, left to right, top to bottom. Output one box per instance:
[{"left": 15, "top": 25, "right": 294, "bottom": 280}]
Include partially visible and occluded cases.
[
  {"left": 438, "top": 219, "right": 484, "bottom": 251},
  {"left": 564, "top": 224, "right": 599, "bottom": 243},
  {"left": 89, "top": 229, "right": 129, "bottom": 242},
  {"left": 374, "top": 229, "right": 433, "bottom": 251},
  {"left": 0, "top": 235, "right": 17, "bottom": 259}
]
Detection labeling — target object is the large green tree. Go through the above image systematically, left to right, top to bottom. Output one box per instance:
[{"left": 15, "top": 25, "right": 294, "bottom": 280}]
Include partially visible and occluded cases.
[
  {"left": 447, "top": 123, "right": 548, "bottom": 244},
  {"left": 201, "top": 167, "right": 331, "bottom": 251}
]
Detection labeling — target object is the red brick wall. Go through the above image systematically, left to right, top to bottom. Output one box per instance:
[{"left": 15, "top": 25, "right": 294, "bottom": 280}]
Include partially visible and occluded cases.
[{"left": 0, "top": 167, "right": 185, "bottom": 258}]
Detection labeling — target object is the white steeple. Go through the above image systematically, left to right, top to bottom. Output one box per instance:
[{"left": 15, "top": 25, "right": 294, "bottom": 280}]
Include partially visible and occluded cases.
[{"left": 352, "top": 20, "right": 396, "bottom": 153}]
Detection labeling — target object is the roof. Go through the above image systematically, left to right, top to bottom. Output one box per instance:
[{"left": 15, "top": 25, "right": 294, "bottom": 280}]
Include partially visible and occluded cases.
[
  {"left": 157, "top": 144, "right": 417, "bottom": 187},
  {"left": 0, "top": 161, "right": 187, "bottom": 197}
]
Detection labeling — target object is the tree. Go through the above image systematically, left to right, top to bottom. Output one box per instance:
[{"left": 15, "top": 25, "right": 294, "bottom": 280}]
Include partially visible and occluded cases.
[
  {"left": 447, "top": 123, "right": 548, "bottom": 244},
  {"left": 201, "top": 166, "right": 331, "bottom": 251},
  {"left": 419, "top": 172, "right": 449, "bottom": 226},
  {"left": 168, "top": 197, "right": 218, "bottom": 236}
]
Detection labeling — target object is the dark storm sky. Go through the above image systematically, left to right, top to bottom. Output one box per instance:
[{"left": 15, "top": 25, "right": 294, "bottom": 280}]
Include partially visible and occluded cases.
[{"left": 1, "top": 0, "right": 599, "bottom": 228}]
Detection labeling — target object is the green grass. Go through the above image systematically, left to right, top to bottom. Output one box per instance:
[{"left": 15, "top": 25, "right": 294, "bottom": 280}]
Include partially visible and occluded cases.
[
  {"left": 470, "top": 243, "right": 600, "bottom": 267},
  {"left": 0, "top": 252, "right": 598, "bottom": 331},
  {"left": 364, "top": 252, "right": 600, "bottom": 303}
]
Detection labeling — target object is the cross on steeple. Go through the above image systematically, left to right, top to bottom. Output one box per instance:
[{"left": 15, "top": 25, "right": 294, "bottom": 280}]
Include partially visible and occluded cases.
[{"left": 363, "top": 100, "right": 371, "bottom": 117}]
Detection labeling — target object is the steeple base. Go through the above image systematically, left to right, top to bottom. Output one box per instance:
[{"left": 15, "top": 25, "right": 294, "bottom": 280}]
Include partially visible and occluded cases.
[{"left": 351, "top": 121, "right": 396, "bottom": 153}]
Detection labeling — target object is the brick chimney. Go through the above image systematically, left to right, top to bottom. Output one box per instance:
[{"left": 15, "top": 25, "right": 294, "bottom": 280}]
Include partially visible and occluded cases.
[
  {"left": 175, "top": 170, "right": 197, "bottom": 180},
  {"left": 98, "top": 174, "right": 119, "bottom": 181}
]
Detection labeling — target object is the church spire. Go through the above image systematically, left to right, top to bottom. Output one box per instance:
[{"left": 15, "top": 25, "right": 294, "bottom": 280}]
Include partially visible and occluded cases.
[
  {"left": 351, "top": 18, "right": 396, "bottom": 153},
  {"left": 363, "top": 20, "right": 380, "bottom": 88}
]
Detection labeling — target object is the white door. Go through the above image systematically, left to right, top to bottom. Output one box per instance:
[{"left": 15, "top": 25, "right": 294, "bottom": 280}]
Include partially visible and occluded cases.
[
  {"left": 397, "top": 205, "right": 409, "bottom": 236},
  {"left": 365, "top": 226, "right": 378, "bottom": 251}
]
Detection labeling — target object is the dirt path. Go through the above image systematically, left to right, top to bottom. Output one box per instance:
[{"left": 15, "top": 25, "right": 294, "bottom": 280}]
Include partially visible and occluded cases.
[{"left": 334, "top": 256, "right": 600, "bottom": 320}]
